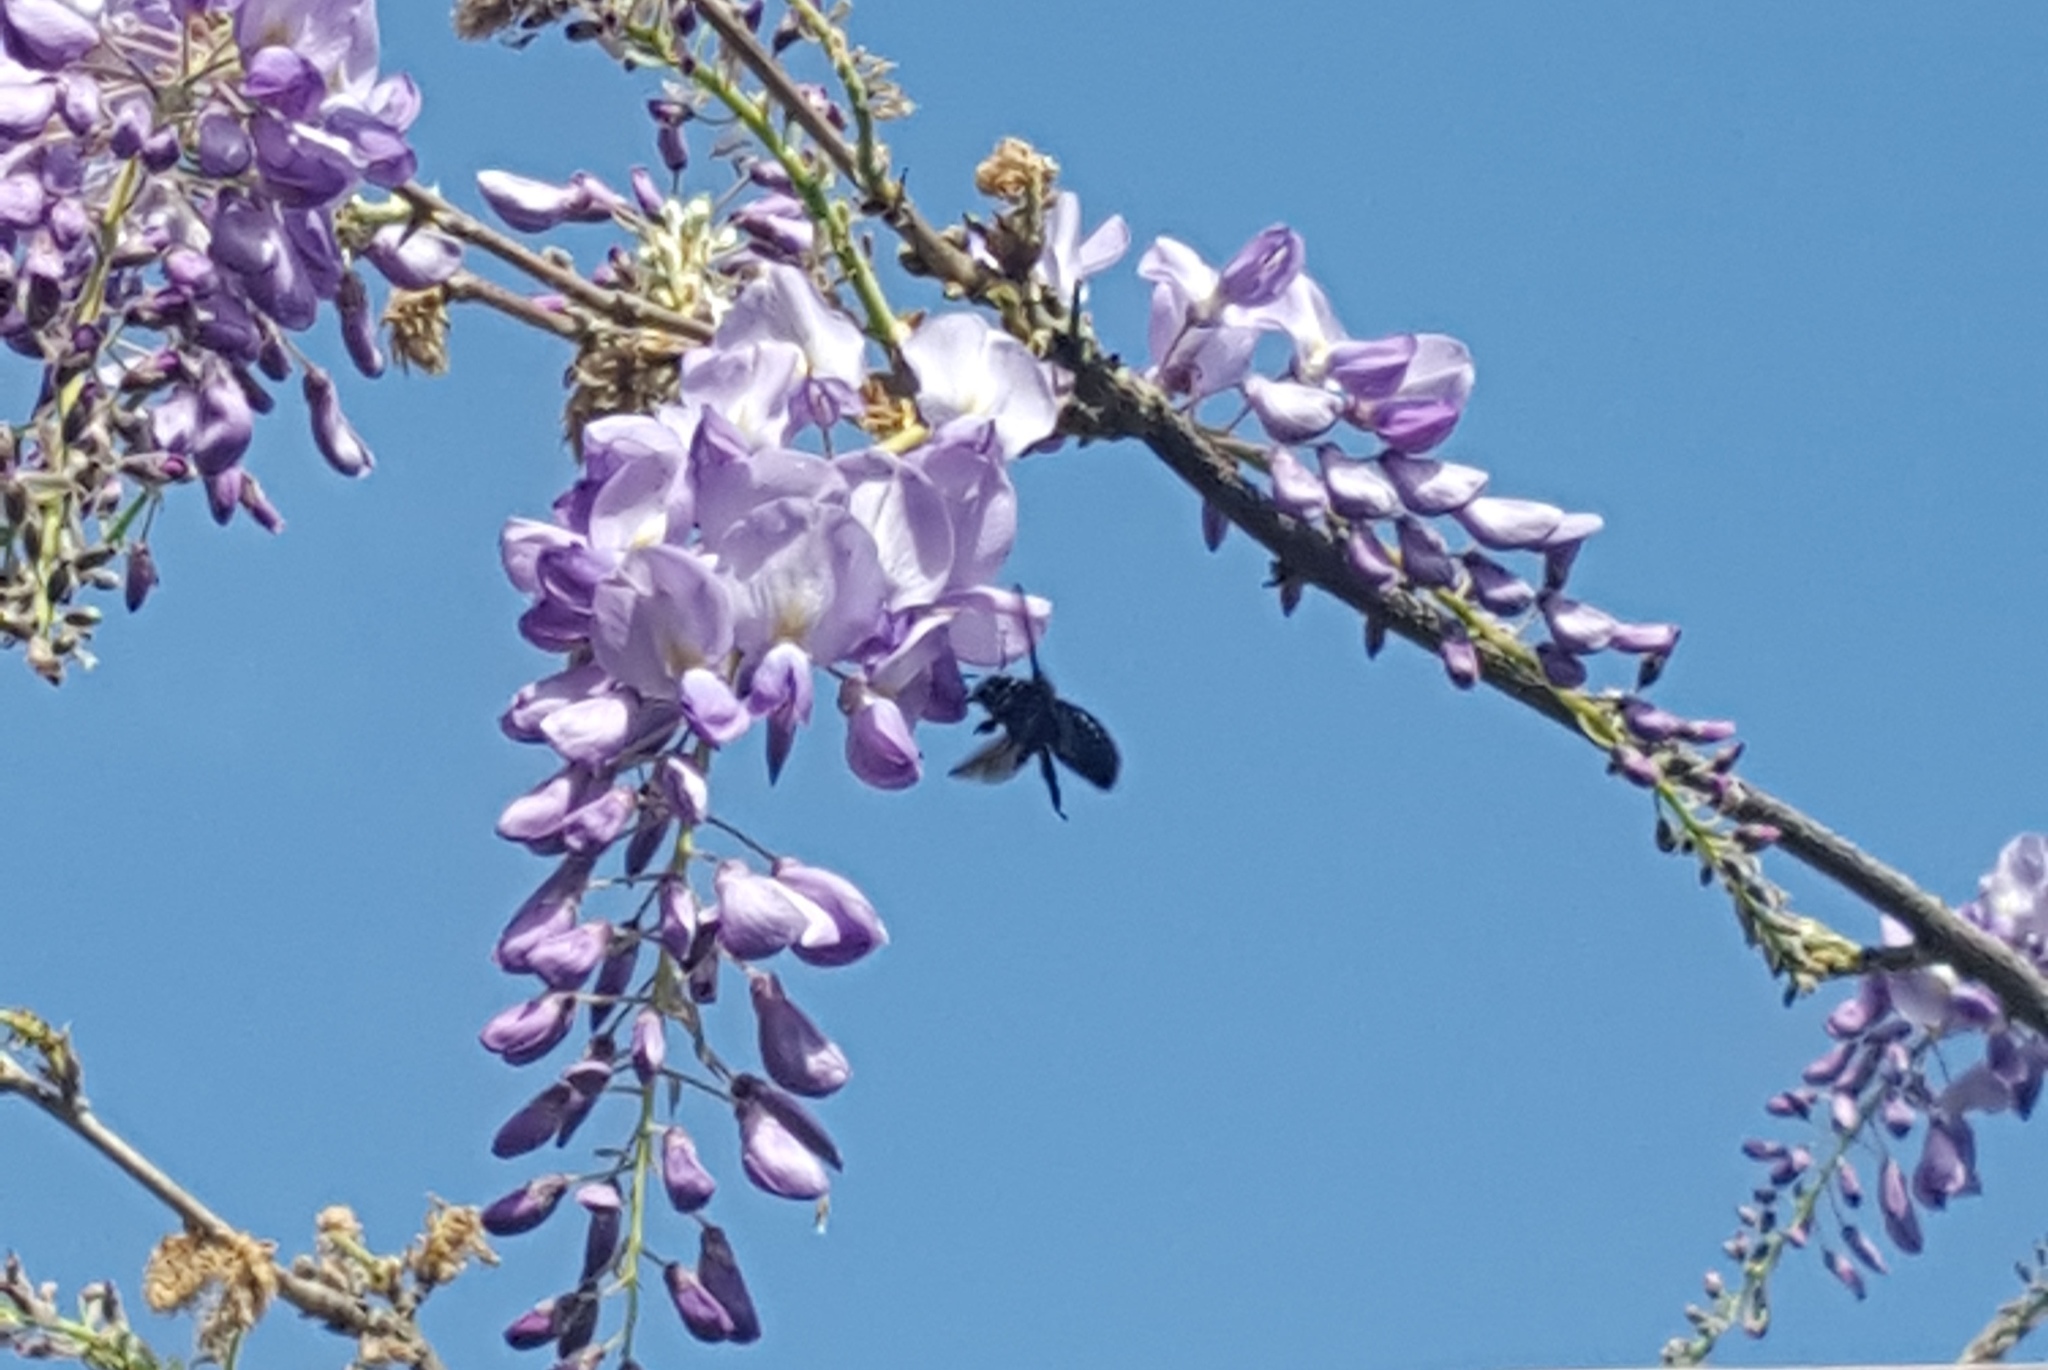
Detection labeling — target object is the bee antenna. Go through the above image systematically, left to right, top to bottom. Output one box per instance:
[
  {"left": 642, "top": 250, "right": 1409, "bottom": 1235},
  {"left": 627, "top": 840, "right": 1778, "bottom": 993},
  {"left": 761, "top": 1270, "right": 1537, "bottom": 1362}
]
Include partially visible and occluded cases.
[{"left": 1011, "top": 582, "right": 1046, "bottom": 680}]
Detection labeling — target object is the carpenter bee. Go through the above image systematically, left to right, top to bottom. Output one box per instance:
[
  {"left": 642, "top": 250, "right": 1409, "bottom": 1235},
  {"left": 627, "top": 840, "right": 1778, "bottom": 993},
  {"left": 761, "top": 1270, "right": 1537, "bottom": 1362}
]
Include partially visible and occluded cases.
[{"left": 949, "top": 604, "right": 1120, "bottom": 819}]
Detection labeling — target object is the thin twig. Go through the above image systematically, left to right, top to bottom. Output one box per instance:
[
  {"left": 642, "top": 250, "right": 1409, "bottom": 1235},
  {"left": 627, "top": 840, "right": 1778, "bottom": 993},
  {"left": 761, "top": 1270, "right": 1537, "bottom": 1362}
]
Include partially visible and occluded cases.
[
  {"left": 690, "top": 0, "right": 984, "bottom": 288},
  {"left": 395, "top": 182, "right": 711, "bottom": 343},
  {"left": 443, "top": 270, "right": 583, "bottom": 339},
  {"left": 0, "top": 1055, "right": 450, "bottom": 1370},
  {"left": 1960, "top": 1245, "right": 2048, "bottom": 1362}
]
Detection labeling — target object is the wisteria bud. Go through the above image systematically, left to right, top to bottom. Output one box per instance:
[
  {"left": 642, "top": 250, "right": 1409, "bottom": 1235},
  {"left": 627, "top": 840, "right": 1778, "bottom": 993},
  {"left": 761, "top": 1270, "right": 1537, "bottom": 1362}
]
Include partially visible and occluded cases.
[
  {"left": 302, "top": 367, "right": 374, "bottom": 477},
  {"left": 122, "top": 541, "right": 157, "bottom": 612},
  {"left": 525, "top": 919, "right": 610, "bottom": 991},
  {"left": 749, "top": 970, "right": 850, "bottom": 1097},
  {"left": 480, "top": 993, "right": 576, "bottom": 1066},
  {"left": 630, "top": 1008, "right": 666, "bottom": 1083},
  {"left": 555, "top": 1043, "right": 617, "bottom": 1147},
  {"left": 732, "top": 1073, "right": 840, "bottom": 1200},
  {"left": 492, "top": 1082, "right": 572, "bottom": 1159},
  {"left": 661, "top": 1126, "right": 717, "bottom": 1213},
  {"left": 1879, "top": 1157, "right": 1922, "bottom": 1254},
  {"left": 480, "top": 1174, "right": 571, "bottom": 1237},
  {"left": 576, "top": 1183, "right": 622, "bottom": 1281},
  {"left": 695, "top": 1226, "right": 761, "bottom": 1345},
  {"left": 665, "top": 1261, "right": 733, "bottom": 1343},
  {"left": 502, "top": 1299, "right": 558, "bottom": 1350}
]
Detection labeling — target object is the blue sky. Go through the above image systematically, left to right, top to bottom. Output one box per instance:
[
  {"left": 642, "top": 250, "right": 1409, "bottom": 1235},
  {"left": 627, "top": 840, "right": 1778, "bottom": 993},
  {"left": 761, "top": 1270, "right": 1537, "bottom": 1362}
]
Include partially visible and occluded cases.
[{"left": 9, "top": 3, "right": 2048, "bottom": 1367}]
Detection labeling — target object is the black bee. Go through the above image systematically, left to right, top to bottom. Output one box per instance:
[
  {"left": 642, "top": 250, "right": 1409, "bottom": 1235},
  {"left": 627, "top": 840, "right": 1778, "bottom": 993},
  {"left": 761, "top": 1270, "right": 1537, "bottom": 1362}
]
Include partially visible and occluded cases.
[{"left": 950, "top": 610, "right": 1120, "bottom": 819}]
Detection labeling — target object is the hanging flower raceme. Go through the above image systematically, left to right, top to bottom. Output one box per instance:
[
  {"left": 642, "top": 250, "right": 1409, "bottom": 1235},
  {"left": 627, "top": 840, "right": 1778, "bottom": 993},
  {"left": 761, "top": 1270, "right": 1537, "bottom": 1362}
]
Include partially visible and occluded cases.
[
  {"left": 0, "top": 0, "right": 421, "bottom": 678},
  {"left": 485, "top": 226, "right": 1074, "bottom": 1351},
  {"left": 1672, "top": 834, "right": 2048, "bottom": 1357}
]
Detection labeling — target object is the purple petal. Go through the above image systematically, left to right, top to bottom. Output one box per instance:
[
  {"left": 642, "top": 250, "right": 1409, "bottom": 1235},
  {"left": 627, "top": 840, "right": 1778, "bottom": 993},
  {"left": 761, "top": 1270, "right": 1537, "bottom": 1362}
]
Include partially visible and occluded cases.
[
  {"left": 4, "top": 0, "right": 101, "bottom": 70},
  {"left": 477, "top": 169, "right": 589, "bottom": 233},
  {"left": 363, "top": 224, "right": 462, "bottom": 288},
  {"left": 1216, "top": 224, "right": 1305, "bottom": 309},
  {"left": 1325, "top": 334, "right": 1416, "bottom": 401},
  {"left": 303, "top": 367, "right": 373, "bottom": 476},
  {"left": 1245, "top": 375, "right": 1341, "bottom": 444},
  {"left": 1318, "top": 448, "right": 1401, "bottom": 521},
  {"left": 1379, "top": 452, "right": 1487, "bottom": 516},
  {"left": 1395, "top": 517, "right": 1458, "bottom": 589},
  {"left": 1463, "top": 552, "right": 1534, "bottom": 614},
  {"left": 843, "top": 689, "right": 921, "bottom": 790},
  {"left": 776, "top": 857, "right": 888, "bottom": 967},
  {"left": 712, "top": 859, "right": 811, "bottom": 961},
  {"left": 525, "top": 919, "right": 611, "bottom": 991},
  {"left": 750, "top": 970, "right": 851, "bottom": 1096},
  {"left": 479, "top": 994, "right": 576, "bottom": 1066},
  {"left": 733, "top": 1077, "right": 836, "bottom": 1199},
  {"left": 491, "top": 1082, "right": 572, "bottom": 1158},
  {"left": 1912, "top": 1115, "right": 1977, "bottom": 1209},
  {"left": 661, "top": 1126, "right": 718, "bottom": 1213},
  {"left": 1879, "top": 1157, "right": 1923, "bottom": 1253},
  {"left": 481, "top": 1174, "right": 571, "bottom": 1237},
  {"left": 696, "top": 1227, "right": 760, "bottom": 1345},
  {"left": 665, "top": 1262, "right": 733, "bottom": 1343}
]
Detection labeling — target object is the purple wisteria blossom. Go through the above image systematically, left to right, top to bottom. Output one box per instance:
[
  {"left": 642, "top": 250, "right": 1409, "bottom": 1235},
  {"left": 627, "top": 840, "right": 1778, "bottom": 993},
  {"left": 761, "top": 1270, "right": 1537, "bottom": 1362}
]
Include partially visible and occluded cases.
[
  {"left": 0, "top": 0, "right": 424, "bottom": 676},
  {"left": 1135, "top": 225, "right": 1686, "bottom": 702},
  {"left": 485, "top": 244, "right": 1073, "bottom": 1353},
  {"left": 1692, "top": 833, "right": 2048, "bottom": 1345}
]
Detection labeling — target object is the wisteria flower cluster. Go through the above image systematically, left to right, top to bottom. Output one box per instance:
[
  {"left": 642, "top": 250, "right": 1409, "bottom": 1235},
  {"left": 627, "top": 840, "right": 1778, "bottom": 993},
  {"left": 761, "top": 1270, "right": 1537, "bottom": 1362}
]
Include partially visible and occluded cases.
[
  {"left": 0, "top": 0, "right": 424, "bottom": 679},
  {"left": 1139, "top": 224, "right": 1696, "bottom": 706},
  {"left": 481, "top": 232, "right": 1082, "bottom": 1343},
  {"left": 1667, "top": 834, "right": 2048, "bottom": 1362}
]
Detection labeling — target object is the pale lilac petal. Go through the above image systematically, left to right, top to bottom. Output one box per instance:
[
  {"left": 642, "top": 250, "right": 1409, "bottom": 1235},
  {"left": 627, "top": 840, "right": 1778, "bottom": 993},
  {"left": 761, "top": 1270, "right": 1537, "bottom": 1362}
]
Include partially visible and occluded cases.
[
  {"left": 363, "top": 223, "right": 461, "bottom": 288},
  {"left": 714, "top": 262, "right": 866, "bottom": 393},
  {"left": 902, "top": 313, "right": 1059, "bottom": 459},
  {"left": 1246, "top": 375, "right": 1342, "bottom": 443},
  {"left": 911, "top": 433, "right": 1017, "bottom": 592},
  {"left": 1266, "top": 446, "right": 1329, "bottom": 523},
  {"left": 1318, "top": 448, "right": 1401, "bottom": 521},
  {"left": 835, "top": 449, "right": 956, "bottom": 610},
  {"left": 1379, "top": 452, "right": 1487, "bottom": 516},
  {"left": 1456, "top": 496, "right": 1564, "bottom": 550},
  {"left": 590, "top": 545, "right": 737, "bottom": 696},
  {"left": 938, "top": 586, "right": 1049, "bottom": 667},
  {"left": 680, "top": 666, "right": 750, "bottom": 745},
  {"left": 843, "top": 689, "right": 920, "bottom": 789},
  {"left": 776, "top": 857, "right": 888, "bottom": 967},
  {"left": 713, "top": 859, "right": 811, "bottom": 960},
  {"left": 749, "top": 970, "right": 851, "bottom": 1096}
]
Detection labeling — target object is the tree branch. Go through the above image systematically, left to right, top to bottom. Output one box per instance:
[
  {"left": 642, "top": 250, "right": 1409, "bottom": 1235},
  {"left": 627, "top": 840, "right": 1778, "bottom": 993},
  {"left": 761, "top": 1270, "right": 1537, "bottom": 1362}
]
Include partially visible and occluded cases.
[
  {"left": 695, "top": 0, "right": 2048, "bottom": 1036},
  {"left": 394, "top": 182, "right": 711, "bottom": 343},
  {"left": 443, "top": 269, "right": 583, "bottom": 340},
  {"left": 0, "top": 1049, "right": 451, "bottom": 1370},
  {"left": 1960, "top": 1245, "right": 2048, "bottom": 1363}
]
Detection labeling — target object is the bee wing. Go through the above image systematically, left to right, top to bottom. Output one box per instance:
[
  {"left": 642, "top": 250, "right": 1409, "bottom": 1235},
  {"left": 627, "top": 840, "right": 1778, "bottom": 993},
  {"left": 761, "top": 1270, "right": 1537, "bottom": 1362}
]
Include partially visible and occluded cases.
[
  {"left": 1051, "top": 700, "right": 1120, "bottom": 791},
  {"left": 949, "top": 733, "right": 1030, "bottom": 784}
]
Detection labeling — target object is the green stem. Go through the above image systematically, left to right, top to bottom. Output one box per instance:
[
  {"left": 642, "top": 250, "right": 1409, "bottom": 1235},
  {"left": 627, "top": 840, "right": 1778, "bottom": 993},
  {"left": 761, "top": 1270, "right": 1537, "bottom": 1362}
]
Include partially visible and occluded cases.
[
  {"left": 687, "top": 64, "right": 903, "bottom": 353},
  {"left": 618, "top": 1079, "right": 658, "bottom": 1362}
]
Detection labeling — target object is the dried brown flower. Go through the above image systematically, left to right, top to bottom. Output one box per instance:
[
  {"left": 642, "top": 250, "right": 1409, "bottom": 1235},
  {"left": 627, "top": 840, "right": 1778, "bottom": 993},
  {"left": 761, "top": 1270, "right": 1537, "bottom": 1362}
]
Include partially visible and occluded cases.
[
  {"left": 974, "top": 137, "right": 1059, "bottom": 204},
  {"left": 384, "top": 289, "right": 451, "bottom": 376},
  {"left": 562, "top": 328, "right": 686, "bottom": 447},
  {"left": 406, "top": 1199, "right": 496, "bottom": 1290},
  {"left": 142, "top": 1228, "right": 277, "bottom": 1363}
]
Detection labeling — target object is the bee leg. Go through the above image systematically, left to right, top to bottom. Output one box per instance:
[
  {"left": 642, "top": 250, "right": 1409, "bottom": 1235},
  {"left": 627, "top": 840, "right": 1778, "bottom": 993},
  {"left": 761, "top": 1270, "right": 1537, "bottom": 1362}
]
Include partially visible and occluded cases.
[{"left": 1036, "top": 746, "right": 1067, "bottom": 820}]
